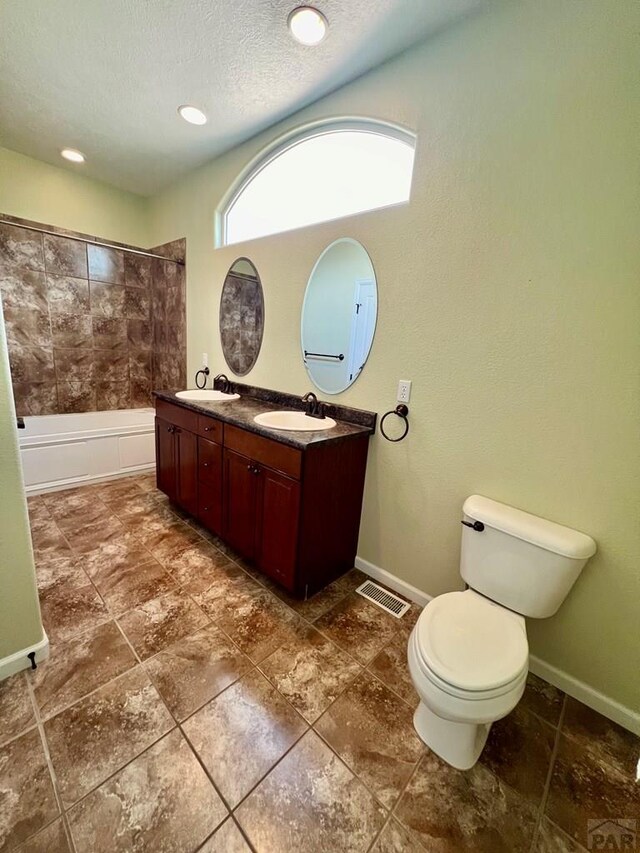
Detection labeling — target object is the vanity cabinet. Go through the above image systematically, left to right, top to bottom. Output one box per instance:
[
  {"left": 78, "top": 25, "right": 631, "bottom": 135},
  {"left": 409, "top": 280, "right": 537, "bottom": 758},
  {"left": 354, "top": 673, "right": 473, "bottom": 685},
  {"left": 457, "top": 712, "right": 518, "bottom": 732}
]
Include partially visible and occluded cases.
[
  {"left": 155, "top": 397, "right": 371, "bottom": 597},
  {"left": 156, "top": 400, "right": 222, "bottom": 523},
  {"left": 155, "top": 417, "right": 198, "bottom": 515},
  {"left": 223, "top": 448, "right": 300, "bottom": 587}
]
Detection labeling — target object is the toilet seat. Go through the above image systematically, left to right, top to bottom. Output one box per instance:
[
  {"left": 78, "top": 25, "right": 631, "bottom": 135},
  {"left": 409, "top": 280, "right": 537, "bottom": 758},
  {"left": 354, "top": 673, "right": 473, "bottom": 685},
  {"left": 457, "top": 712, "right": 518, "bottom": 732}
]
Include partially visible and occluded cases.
[{"left": 414, "top": 590, "right": 528, "bottom": 696}]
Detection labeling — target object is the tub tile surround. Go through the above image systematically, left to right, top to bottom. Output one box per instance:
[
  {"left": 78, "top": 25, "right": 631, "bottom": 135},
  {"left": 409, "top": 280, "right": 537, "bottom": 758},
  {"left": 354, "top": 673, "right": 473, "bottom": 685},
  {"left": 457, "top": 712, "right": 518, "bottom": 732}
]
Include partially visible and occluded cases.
[
  {"left": 0, "top": 216, "right": 186, "bottom": 415},
  {"left": 0, "top": 475, "right": 637, "bottom": 851}
]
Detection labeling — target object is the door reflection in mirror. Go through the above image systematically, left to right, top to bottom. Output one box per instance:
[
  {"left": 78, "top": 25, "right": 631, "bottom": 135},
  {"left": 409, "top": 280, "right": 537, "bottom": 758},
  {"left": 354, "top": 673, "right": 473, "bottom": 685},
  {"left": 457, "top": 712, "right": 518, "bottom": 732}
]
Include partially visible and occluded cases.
[{"left": 301, "top": 238, "right": 377, "bottom": 394}]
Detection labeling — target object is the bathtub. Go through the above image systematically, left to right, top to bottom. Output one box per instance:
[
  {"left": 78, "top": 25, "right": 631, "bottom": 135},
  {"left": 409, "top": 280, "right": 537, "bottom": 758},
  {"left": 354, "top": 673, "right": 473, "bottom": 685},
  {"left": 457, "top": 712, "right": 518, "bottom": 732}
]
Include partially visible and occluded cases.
[{"left": 19, "top": 408, "right": 156, "bottom": 494}]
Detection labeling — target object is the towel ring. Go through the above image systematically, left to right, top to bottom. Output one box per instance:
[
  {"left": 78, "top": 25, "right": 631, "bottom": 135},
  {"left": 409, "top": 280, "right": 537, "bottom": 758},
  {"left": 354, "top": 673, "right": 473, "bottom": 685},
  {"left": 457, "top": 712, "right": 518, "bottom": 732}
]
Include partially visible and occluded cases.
[
  {"left": 195, "top": 367, "right": 210, "bottom": 389},
  {"left": 380, "top": 404, "right": 409, "bottom": 442}
]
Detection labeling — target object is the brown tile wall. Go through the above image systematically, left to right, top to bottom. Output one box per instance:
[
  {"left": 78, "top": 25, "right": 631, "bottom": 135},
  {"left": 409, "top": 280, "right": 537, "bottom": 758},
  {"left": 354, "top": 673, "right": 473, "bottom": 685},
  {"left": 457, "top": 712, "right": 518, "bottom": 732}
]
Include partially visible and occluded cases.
[{"left": 0, "top": 217, "right": 186, "bottom": 415}]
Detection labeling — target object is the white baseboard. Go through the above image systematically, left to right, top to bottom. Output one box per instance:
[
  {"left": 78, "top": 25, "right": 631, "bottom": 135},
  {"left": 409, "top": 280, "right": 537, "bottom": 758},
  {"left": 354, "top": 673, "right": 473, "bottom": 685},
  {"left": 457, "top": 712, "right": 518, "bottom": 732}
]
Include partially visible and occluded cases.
[
  {"left": 355, "top": 555, "right": 640, "bottom": 736},
  {"left": 354, "top": 556, "right": 433, "bottom": 608},
  {"left": 0, "top": 633, "right": 49, "bottom": 682},
  {"left": 529, "top": 655, "right": 640, "bottom": 736}
]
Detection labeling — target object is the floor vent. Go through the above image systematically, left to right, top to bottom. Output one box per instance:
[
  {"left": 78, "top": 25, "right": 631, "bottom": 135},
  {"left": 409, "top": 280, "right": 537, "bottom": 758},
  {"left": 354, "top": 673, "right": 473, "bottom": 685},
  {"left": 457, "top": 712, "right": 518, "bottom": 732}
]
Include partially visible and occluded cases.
[{"left": 355, "top": 580, "right": 411, "bottom": 619}]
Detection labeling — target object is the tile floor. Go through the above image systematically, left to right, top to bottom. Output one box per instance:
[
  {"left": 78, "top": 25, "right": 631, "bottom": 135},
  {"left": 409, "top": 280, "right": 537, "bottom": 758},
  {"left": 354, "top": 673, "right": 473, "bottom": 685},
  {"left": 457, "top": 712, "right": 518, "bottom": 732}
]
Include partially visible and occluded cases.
[{"left": 1, "top": 473, "right": 638, "bottom": 852}]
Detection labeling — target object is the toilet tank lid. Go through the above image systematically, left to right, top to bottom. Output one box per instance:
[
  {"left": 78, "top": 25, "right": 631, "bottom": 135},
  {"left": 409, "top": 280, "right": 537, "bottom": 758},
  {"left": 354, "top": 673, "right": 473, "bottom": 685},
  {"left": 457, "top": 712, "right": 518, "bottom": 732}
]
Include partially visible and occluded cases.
[{"left": 463, "top": 495, "right": 597, "bottom": 560}]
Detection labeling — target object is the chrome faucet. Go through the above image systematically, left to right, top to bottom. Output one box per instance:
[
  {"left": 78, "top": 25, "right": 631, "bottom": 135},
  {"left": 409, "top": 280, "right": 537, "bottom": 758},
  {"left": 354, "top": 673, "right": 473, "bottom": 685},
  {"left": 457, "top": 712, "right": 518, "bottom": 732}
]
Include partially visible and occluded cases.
[
  {"left": 213, "top": 373, "right": 233, "bottom": 394},
  {"left": 302, "top": 391, "right": 326, "bottom": 419}
]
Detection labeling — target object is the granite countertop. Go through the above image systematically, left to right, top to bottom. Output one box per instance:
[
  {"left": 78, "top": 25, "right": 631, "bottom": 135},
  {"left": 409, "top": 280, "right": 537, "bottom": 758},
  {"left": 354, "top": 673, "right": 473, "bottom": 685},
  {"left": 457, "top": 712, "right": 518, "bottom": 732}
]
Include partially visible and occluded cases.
[{"left": 153, "top": 387, "right": 377, "bottom": 450}]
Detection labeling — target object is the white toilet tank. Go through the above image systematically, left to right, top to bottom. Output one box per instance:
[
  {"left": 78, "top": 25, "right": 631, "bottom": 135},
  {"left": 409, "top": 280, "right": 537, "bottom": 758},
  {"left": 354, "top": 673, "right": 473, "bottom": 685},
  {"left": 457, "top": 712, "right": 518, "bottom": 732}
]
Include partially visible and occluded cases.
[{"left": 460, "top": 495, "right": 596, "bottom": 618}]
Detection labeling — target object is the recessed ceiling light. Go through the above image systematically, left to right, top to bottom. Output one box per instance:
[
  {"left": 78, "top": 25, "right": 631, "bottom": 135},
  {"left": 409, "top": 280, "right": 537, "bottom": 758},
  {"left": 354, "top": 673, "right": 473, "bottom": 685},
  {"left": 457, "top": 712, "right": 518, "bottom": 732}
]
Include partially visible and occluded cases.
[
  {"left": 288, "top": 6, "right": 327, "bottom": 46},
  {"left": 178, "top": 105, "right": 208, "bottom": 125},
  {"left": 61, "top": 148, "right": 85, "bottom": 163}
]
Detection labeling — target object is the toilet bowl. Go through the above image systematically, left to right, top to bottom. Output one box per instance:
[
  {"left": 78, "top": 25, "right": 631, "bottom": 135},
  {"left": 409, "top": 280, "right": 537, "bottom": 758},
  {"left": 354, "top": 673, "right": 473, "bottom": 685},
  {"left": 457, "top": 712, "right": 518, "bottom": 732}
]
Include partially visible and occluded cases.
[
  {"left": 407, "top": 495, "right": 596, "bottom": 770},
  {"left": 407, "top": 589, "right": 528, "bottom": 769}
]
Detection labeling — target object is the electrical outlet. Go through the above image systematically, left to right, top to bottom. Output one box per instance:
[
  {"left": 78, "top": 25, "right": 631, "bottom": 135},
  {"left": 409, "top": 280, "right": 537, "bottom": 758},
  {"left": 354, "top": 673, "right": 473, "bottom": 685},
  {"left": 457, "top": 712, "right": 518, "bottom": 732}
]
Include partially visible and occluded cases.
[
  {"left": 202, "top": 352, "right": 209, "bottom": 368},
  {"left": 397, "top": 379, "right": 412, "bottom": 403}
]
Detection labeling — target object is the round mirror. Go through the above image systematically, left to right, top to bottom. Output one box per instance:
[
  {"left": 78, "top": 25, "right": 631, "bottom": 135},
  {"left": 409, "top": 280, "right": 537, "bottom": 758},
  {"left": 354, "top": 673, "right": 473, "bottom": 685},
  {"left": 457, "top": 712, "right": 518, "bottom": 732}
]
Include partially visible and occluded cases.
[
  {"left": 301, "top": 238, "right": 377, "bottom": 394},
  {"left": 219, "top": 257, "right": 264, "bottom": 376}
]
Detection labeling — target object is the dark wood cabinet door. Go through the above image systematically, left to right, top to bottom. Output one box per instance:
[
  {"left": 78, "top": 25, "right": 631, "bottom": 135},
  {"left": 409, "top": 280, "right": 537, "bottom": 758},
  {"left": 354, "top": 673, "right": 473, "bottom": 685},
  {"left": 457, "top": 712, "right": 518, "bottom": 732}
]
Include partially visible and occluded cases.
[
  {"left": 155, "top": 417, "right": 176, "bottom": 499},
  {"left": 175, "top": 427, "right": 198, "bottom": 515},
  {"left": 198, "top": 437, "right": 223, "bottom": 535},
  {"left": 198, "top": 437, "right": 222, "bottom": 487},
  {"left": 223, "top": 448, "right": 258, "bottom": 560},
  {"left": 256, "top": 466, "right": 300, "bottom": 589}
]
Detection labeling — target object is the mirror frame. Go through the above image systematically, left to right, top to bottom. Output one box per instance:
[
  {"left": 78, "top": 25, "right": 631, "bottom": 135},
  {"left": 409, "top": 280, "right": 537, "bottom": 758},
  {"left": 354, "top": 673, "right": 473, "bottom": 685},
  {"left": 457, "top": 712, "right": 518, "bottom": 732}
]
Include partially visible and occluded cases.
[{"left": 300, "top": 237, "right": 378, "bottom": 395}]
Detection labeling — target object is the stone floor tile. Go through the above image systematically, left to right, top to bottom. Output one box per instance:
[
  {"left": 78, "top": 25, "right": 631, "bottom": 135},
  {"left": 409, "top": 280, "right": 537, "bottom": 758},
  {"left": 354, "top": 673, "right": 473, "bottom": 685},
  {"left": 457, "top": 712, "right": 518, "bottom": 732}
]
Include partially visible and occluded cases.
[
  {"left": 89, "top": 557, "right": 176, "bottom": 615},
  {"left": 39, "top": 581, "right": 110, "bottom": 644},
  {"left": 215, "top": 588, "right": 304, "bottom": 664},
  {"left": 118, "top": 590, "right": 208, "bottom": 660},
  {"left": 314, "top": 593, "right": 397, "bottom": 665},
  {"left": 30, "top": 620, "right": 137, "bottom": 720},
  {"left": 259, "top": 623, "right": 361, "bottom": 723},
  {"left": 144, "top": 624, "right": 251, "bottom": 721},
  {"left": 368, "top": 639, "right": 418, "bottom": 708},
  {"left": 44, "top": 666, "right": 174, "bottom": 806},
  {"left": 183, "top": 669, "right": 307, "bottom": 808},
  {"left": 314, "top": 671, "right": 423, "bottom": 808},
  {"left": 0, "top": 672, "right": 34, "bottom": 747},
  {"left": 520, "top": 673, "right": 565, "bottom": 727},
  {"left": 561, "top": 696, "right": 640, "bottom": 777},
  {"left": 480, "top": 705, "right": 556, "bottom": 805},
  {"left": 0, "top": 729, "right": 59, "bottom": 851},
  {"left": 67, "top": 729, "right": 226, "bottom": 851},
  {"left": 236, "top": 730, "right": 386, "bottom": 852},
  {"left": 545, "top": 732, "right": 640, "bottom": 847},
  {"left": 395, "top": 750, "right": 538, "bottom": 852},
  {"left": 534, "top": 817, "right": 588, "bottom": 852},
  {"left": 14, "top": 818, "right": 71, "bottom": 853},
  {"left": 198, "top": 818, "right": 252, "bottom": 852},
  {"left": 370, "top": 818, "right": 426, "bottom": 852}
]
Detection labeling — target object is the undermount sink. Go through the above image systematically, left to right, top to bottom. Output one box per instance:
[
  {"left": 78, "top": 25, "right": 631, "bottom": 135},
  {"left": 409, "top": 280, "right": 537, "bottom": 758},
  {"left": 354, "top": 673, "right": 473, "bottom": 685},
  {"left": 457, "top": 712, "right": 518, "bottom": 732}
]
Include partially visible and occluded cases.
[
  {"left": 176, "top": 389, "right": 240, "bottom": 402},
  {"left": 254, "top": 411, "right": 337, "bottom": 431}
]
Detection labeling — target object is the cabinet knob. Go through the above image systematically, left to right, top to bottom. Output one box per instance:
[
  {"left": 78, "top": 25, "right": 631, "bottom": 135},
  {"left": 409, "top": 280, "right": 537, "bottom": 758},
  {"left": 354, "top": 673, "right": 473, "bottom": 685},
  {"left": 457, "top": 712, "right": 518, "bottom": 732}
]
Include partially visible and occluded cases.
[
  {"left": 167, "top": 426, "right": 174, "bottom": 433},
  {"left": 204, "top": 426, "right": 211, "bottom": 432},
  {"left": 203, "top": 462, "right": 209, "bottom": 468},
  {"left": 203, "top": 506, "right": 209, "bottom": 512}
]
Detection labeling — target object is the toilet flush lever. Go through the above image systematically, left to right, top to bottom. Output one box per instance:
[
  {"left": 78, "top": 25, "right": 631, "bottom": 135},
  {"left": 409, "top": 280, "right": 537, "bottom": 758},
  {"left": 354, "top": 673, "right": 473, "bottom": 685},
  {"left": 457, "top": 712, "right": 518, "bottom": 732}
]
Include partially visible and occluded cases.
[{"left": 461, "top": 520, "right": 485, "bottom": 532}]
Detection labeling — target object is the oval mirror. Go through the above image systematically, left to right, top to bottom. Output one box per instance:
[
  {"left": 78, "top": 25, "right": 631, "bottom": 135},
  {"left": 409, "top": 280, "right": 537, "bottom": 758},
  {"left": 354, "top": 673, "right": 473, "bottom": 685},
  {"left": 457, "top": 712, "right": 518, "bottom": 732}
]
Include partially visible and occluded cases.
[
  {"left": 301, "top": 238, "right": 377, "bottom": 394},
  {"left": 219, "top": 257, "right": 264, "bottom": 376}
]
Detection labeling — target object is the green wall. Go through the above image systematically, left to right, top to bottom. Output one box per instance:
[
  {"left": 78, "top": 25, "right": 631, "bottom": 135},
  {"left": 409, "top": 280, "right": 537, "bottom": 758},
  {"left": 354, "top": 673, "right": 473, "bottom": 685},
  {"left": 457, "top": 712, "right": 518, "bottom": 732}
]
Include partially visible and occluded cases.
[
  {"left": 148, "top": 0, "right": 640, "bottom": 719},
  {"left": 0, "top": 146, "right": 150, "bottom": 247},
  {"left": 0, "top": 301, "right": 44, "bottom": 660}
]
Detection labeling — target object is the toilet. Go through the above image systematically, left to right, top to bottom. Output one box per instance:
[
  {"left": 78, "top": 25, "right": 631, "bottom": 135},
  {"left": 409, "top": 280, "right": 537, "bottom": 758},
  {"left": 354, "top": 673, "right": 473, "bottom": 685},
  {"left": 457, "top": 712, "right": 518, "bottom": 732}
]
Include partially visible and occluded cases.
[{"left": 407, "top": 494, "right": 596, "bottom": 770}]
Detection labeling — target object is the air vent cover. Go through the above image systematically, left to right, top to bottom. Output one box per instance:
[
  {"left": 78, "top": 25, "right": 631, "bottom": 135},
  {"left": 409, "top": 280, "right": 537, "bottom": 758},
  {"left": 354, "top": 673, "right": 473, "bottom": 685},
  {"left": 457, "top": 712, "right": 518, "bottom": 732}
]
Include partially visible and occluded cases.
[{"left": 356, "top": 580, "right": 411, "bottom": 618}]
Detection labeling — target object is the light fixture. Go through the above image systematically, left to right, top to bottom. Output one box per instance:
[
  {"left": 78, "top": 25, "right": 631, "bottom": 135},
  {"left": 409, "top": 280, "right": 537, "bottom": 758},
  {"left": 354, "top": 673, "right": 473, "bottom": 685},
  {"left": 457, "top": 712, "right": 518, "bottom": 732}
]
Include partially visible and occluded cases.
[
  {"left": 288, "top": 6, "right": 327, "bottom": 46},
  {"left": 178, "top": 105, "right": 207, "bottom": 125},
  {"left": 61, "top": 148, "right": 85, "bottom": 163}
]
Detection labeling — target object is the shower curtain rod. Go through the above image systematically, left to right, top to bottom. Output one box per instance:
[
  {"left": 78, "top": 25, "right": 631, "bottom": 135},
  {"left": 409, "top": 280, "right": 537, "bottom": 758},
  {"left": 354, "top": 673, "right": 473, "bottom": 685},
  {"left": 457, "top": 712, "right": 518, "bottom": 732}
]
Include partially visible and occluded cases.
[{"left": 0, "top": 218, "right": 184, "bottom": 265}]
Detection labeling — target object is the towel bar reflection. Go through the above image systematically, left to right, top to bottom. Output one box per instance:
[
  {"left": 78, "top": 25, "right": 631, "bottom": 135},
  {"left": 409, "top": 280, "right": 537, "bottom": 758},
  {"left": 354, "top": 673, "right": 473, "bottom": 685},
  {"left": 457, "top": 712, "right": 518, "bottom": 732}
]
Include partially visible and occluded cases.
[{"left": 304, "top": 351, "right": 344, "bottom": 361}]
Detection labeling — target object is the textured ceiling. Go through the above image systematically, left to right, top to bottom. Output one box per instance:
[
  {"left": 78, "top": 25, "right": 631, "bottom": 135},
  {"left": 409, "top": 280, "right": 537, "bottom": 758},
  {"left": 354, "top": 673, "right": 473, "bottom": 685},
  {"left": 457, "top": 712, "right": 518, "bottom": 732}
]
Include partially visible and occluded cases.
[{"left": 0, "top": 0, "right": 482, "bottom": 196}]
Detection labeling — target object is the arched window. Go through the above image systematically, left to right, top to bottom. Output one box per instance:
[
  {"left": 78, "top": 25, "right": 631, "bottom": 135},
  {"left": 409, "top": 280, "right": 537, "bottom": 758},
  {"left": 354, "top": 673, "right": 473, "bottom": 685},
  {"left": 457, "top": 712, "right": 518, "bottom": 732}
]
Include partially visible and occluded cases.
[{"left": 217, "top": 118, "right": 416, "bottom": 247}]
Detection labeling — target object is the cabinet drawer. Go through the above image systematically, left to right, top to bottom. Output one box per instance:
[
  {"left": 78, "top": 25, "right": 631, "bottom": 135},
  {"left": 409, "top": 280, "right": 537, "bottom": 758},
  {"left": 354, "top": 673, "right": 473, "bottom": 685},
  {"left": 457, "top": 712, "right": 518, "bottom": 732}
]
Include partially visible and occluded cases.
[
  {"left": 156, "top": 399, "right": 198, "bottom": 432},
  {"left": 197, "top": 415, "right": 223, "bottom": 443},
  {"left": 225, "top": 424, "right": 302, "bottom": 480},
  {"left": 198, "top": 437, "right": 222, "bottom": 486},
  {"left": 198, "top": 482, "right": 222, "bottom": 536}
]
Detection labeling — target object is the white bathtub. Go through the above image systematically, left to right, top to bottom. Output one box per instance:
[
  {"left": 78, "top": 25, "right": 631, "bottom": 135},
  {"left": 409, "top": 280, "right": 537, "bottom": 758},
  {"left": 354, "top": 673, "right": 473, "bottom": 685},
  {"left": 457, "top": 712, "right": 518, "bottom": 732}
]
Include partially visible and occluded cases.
[{"left": 19, "top": 408, "right": 156, "bottom": 494}]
